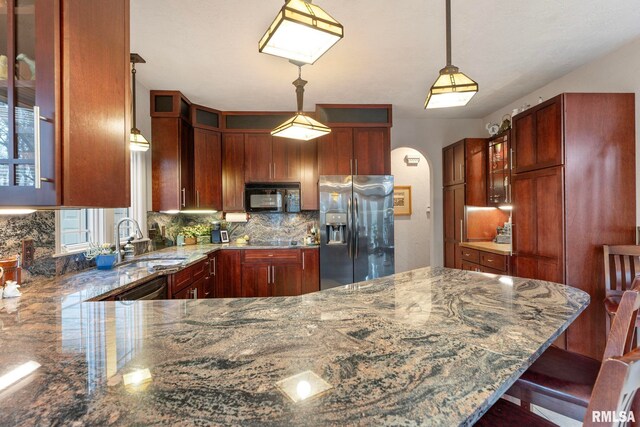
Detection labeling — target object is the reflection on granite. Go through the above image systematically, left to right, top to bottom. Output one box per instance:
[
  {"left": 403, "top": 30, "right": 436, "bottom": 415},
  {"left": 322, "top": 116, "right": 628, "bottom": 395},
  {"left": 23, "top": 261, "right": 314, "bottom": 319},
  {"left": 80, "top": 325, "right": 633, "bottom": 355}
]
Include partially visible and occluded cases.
[
  {"left": 147, "top": 211, "right": 319, "bottom": 245},
  {"left": 0, "top": 264, "right": 589, "bottom": 426}
]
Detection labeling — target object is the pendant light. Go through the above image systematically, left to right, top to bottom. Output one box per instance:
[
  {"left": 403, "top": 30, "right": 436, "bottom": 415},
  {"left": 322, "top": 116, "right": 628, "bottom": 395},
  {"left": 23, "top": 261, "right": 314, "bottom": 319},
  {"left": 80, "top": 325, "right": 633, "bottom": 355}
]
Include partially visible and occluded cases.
[
  {"left": 259, "top": 0, "right": 343, "bottom": 65},
  {"left": 424, "top": 0, "right": 478, "bottom": 109},
  {"left": 130, "top": 53, "right": 150, "bottom": 152},
  {"left": 272, "top": 65, "right": 331, "bottom": 141}
]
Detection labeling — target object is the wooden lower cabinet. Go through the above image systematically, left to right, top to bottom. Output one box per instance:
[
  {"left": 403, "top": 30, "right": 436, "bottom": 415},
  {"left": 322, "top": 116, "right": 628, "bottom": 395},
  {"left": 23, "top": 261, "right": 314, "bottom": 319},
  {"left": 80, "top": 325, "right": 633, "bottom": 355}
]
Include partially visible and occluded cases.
[
  {"left": 443, "top": 184, "right": 465, "bottom": 268},
  {"left": 459, "top": 247, "right": 510, "bottom": 274},
  {"left": 239, "top": 249, "right": 319, "bottom": 298},
  {"left": 302, "top": 249, "right": 320, "bottom": 294},
  {"left": 216, "top": 250, "right": 242, "bottom": 298},
  {"left": 168, "top": 259, "right": 208, "bottom": 299}
]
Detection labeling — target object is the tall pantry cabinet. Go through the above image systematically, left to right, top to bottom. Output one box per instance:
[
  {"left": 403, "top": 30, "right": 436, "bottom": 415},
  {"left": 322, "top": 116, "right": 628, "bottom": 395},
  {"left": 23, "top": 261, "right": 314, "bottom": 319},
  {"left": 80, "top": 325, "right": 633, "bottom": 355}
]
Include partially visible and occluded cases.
[
  {"left": 511, "top": 93, "right": 635, "bottom": 360},
  {"left": 442, "top": 138, "right": 487, "bottom": 268}
]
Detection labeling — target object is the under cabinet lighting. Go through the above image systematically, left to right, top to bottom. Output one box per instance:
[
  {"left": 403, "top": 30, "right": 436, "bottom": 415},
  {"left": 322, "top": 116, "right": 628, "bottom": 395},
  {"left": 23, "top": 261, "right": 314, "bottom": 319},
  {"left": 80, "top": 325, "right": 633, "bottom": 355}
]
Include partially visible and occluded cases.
[
  {"left": 259, "top": 0, "right": 344, "bottom": 65},
  {"left": 498, "top": 205, "right": 513, "bottom": 211},
  {"left": 0, "top": 209, "right": 36, "bottom": 215},
  {"left": 160, "top": 210, "right": 218, "bottom": 215},
  {"left": 0, "top": 361, "right": 41, "bottom": 392}
]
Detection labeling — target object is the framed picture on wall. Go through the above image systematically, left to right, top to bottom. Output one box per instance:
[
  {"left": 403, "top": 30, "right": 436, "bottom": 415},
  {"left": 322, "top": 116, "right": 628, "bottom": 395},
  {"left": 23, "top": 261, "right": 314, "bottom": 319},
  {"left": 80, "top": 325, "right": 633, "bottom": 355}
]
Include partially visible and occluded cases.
[
  {"left": 394, "top": 186, "right": 412, "bottom": 216},
  {"left": 220, "top": 230, "right": 230, "bottom": 243}
]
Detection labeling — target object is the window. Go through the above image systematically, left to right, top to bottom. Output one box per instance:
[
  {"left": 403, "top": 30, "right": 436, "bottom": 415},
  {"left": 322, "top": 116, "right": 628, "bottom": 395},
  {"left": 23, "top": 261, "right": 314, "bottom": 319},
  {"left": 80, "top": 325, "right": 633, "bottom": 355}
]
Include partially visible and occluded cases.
[{"left": 55, "top": 151, "right": 148, "bottom": 255}]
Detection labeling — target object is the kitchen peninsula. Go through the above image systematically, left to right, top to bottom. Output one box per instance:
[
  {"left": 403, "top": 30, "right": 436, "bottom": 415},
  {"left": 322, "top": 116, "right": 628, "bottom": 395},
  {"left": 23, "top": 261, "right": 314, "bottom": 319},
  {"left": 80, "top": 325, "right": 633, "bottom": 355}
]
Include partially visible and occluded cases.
[{"left": 0, "top": 251, "right": 588, "bottom": 426}]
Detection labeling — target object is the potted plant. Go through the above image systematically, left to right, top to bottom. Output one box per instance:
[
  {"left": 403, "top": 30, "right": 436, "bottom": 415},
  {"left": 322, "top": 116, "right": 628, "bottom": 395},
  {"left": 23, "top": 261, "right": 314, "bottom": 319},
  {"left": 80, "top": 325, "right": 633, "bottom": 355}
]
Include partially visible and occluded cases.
[
  {"left": 180, "top": 224, "right": 211, "bottom": 245},
  {"left": 85, "top": 243, "right": 117, "bottom": 270}
]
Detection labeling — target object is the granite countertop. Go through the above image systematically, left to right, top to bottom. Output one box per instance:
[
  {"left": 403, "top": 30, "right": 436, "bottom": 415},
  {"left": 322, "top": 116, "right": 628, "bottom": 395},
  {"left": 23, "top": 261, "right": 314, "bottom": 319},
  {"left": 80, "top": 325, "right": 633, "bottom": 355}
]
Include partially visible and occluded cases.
[
  {"left": 459, "top": 241, "right": 512, "bottom": 256},
  {"left": 0, "top": 265, "right": 588, "bottom": 426}
]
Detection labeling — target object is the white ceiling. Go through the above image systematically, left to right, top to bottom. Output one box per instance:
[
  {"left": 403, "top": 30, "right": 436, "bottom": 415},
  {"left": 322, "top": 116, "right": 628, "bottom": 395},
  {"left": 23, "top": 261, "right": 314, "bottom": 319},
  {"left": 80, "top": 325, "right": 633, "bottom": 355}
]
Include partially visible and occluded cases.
[{"left": 131, "top": 0, "right": 640, "bottom": 119}]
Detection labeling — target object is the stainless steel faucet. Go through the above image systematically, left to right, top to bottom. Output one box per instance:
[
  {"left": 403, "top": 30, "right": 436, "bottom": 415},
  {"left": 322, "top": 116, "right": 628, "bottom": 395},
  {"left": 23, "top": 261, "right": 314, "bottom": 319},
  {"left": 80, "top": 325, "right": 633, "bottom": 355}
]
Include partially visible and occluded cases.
[{"left": 114, "top": 217, "right": 144, "bottom": 264}]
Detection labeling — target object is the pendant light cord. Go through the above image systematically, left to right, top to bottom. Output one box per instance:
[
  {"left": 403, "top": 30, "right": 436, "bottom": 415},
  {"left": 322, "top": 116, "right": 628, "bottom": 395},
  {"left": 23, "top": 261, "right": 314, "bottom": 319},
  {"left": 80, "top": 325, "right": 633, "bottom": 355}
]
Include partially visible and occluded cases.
[
  {"left": 445, "top": 0, "right": 452, "bottom": 66},
  {"left": 131, "top": 62, "right": 137, "bottom": 130},
  {"left": 293, "top": 65, "right": 307, "bottom": 113}
]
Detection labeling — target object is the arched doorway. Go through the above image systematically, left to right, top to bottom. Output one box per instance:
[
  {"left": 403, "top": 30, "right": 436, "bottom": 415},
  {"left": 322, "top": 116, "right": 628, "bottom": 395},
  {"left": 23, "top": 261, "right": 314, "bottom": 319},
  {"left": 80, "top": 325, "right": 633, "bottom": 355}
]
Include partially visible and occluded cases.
[{"left": 391, "top": 147, "right": 431, "bottom": 272}]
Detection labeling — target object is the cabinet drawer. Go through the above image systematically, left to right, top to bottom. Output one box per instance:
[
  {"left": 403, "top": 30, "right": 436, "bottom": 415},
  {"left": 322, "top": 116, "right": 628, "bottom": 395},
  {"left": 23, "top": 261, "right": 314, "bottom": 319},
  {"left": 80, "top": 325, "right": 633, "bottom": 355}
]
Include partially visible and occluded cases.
[
  {"left": 459, "top": 247, "right": 480, "bottom": 263},
  {"left": 242, "top": 249, "right": 301, "bottom": 264},
  {"left": 479, "top": 252, "right": 507, "bottom": 272},
  {"left": 192, "top": 260, "right": 208, "bottom": 280},
  {"left": 461, "top": 260, "right": 480, "bottom": 272},
  {"left": 479, "top": 265, "right": 506, "bottom": 275},
  {"left": 171, "top": 266, "right": 194, "bottom": 293}
]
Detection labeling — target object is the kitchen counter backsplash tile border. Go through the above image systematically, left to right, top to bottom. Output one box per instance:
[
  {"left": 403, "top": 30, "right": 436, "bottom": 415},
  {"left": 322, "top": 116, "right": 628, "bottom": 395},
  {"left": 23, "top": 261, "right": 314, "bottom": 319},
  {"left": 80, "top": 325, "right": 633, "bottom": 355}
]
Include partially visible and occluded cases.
[{"left": 147, "top": 211, "right": 319, "bottom": 247}]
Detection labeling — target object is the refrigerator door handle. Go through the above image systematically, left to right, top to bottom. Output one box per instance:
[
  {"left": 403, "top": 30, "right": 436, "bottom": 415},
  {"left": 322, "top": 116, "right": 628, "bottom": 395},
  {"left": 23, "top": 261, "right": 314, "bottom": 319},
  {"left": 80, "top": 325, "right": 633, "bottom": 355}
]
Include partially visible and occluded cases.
[
  {"left": 354, "top": 196, "right": 360, "bottom": 259},
  {"left": 347, "top": 197, "right": 353, "bottom": 259}
]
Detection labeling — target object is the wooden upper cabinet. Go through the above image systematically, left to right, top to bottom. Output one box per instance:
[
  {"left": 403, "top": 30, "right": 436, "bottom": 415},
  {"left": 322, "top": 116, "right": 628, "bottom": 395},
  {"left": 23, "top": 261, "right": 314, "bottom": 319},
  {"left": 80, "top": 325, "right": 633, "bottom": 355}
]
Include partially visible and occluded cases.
[
  {"left": 0, "top": 0, "right": 130, "bottom": 207},
  {"left": 513, "top": 95, "right": 564, "bottom": 173},
  {"left": 152, "top": 118, "right": 193, "bottom": 211},
  {"left": 318, "top": 128, "right": 353, "bottom": 175},
  {"left": 353, "top": 128, "right": 390, "bottom": 175},
  {"left": 193, "top": 129, "right": 222, "bottom": 210},
  {"left": 222, "top": 133, "right": 245, "bottom": 212},
  {"left": 244, "top": 133, "right": 272, "bottom": 182},
  {"left": 272, "top": 138, "right": 301, "bottom": 182},
  {"left": 465, "top": 138, "right": 487, "bottom": 206},
  {"left": 300, "top": 139, "right": 318, "bottom": 210},
  {"left": 452, "top": 142, "right": 466, "bottom": 185},
  {"left": 443, "top": 146, "right": 455, "bottom": 186}
]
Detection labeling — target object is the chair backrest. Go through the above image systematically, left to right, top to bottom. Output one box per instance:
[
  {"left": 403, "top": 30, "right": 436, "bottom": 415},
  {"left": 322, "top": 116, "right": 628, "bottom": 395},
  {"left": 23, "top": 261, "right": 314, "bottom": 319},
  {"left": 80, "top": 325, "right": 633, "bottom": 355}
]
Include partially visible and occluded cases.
[
  {"left": 604, "top": 245, "right": 640, "bottom": 298},
  {"left": 603, "top": 278, "right": 640, "bottom": 360},
  {"left": 585, "top": 284, "right": 640, "bottom": 426},
  {"left": 584, "top": 349, "right": 640, "bottom": 427}
]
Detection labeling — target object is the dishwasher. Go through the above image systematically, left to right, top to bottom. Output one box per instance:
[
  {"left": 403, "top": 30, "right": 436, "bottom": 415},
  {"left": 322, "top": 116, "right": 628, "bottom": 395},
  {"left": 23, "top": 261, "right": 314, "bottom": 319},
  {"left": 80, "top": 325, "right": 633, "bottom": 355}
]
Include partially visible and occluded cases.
[{"left": 115, "top": 277, "right": 168, "bottom": 301}]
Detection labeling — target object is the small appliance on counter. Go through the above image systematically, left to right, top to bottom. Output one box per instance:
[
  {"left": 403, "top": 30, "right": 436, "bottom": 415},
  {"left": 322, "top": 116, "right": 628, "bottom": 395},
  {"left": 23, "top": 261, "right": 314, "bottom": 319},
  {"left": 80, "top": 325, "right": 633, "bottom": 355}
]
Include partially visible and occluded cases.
[
  {"left": 245, "top": 183, "right": 300, "bottom": 213},
  {"left": 211, "top": 221, "right": 222, "bottom": 243},
  {"left": 494, "top": 221, "right": 512, "bottom": 244}
]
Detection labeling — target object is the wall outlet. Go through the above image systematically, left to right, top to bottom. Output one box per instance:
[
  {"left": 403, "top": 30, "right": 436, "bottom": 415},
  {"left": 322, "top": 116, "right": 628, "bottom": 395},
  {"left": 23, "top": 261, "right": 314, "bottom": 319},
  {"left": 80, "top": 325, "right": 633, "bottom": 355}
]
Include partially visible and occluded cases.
[{"left": 22, "top": 239, "right": 35, "bottom": 268}]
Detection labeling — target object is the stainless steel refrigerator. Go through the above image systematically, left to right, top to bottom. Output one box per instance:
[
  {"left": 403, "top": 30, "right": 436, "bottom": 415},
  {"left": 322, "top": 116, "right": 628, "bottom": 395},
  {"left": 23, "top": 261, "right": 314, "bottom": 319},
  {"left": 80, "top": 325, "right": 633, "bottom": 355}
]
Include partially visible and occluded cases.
[{"left": 320, "top": 175, "right": 395, "bottom": 290}]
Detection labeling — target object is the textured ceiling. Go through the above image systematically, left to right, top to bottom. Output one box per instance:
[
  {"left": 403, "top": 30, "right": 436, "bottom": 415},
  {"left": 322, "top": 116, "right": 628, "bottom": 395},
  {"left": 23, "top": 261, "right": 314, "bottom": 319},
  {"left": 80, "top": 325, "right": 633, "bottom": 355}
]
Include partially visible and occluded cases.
[{"left": 131, "top": 0, "right": 640, "bottom": 119}]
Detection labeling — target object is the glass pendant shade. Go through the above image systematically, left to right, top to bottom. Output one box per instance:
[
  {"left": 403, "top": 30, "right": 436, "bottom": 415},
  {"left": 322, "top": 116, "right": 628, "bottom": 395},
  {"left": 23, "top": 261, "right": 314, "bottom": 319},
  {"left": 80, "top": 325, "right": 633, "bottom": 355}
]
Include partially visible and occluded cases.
[
  {"left": 259, "top": 0, "right": 343, "bottom": 64},
  {"left": 424, "top": 65, "right": 478, "bottom": 109},
  {"left": 272, "top": 113, "right": 330, "bottom": 141},
  {"left": 130, "top": 128, "right": 150, "bottom": 152}
]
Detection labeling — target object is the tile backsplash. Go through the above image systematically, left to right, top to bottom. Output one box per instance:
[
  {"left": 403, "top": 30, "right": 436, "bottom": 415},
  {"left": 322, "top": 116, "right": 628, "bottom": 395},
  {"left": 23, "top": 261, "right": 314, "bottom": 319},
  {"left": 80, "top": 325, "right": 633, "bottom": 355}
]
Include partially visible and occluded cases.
[{"left": 147, "top": 211, "right": 319, "bottom": 246}]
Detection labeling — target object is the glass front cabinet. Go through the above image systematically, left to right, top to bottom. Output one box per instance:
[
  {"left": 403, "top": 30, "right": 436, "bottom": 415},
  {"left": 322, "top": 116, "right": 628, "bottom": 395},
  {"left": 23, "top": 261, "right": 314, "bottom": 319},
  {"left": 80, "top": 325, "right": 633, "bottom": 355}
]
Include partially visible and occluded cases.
[
  {"left": 0, "top": 0, "right": 57, "bottom": 205},
  {"left": 487, "top": 131, "right": 511, "bottom": 206}
]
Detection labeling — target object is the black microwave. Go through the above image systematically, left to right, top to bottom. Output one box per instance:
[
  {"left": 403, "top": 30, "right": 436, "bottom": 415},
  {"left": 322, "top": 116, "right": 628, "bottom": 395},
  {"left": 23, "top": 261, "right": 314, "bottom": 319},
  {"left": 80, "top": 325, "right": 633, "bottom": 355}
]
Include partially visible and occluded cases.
[{"left": 245, "top": 183, "right": 301, "bottom": 213}]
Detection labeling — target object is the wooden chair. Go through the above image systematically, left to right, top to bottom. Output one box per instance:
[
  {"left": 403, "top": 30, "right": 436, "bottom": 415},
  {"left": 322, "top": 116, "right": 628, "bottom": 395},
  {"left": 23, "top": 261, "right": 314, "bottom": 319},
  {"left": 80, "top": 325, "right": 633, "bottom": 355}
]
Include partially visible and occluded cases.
[
  {"left": 603, "top": 245, "right": 640, "bottom": 335},
  {"left": 476, "top": 282, "right": 640, "bottom": 426}
]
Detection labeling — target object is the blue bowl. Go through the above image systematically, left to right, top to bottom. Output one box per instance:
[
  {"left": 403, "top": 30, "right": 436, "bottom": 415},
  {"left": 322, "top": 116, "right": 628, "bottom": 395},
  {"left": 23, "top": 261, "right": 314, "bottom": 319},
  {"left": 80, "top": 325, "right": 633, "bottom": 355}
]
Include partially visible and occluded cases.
[{"left": 95, "top": 254, "right": 117, "bottom": 270}]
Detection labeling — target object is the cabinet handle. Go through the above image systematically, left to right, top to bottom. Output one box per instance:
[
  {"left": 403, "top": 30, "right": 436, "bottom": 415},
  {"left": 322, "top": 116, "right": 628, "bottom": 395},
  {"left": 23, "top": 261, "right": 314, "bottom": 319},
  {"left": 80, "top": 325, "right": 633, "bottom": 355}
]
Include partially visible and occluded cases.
[
  {"left": 33, "top": 106, "right": 42, "bottom": 189},
  {"left": 510, "top": 148, "right": 514, "bottom": 170},
  {"left": 350, "top": 159, "right": 353, "bottom": 175},
  {"left": 355, "top": 159, "right": 358, "bottom": 175},
  {"left": 269, "top": 163, "right": 272, "bottom": 179},
  {"left": 273, "top": 163, "right": 276, "bottom": 178},
  {"left": 459, "top": 164, "right": 463, "bottom": 180},
  {"left": 181, "top": 188, "right": 186, "bottom": 207},
  {"left": 196, "top": 190, "right": 200, "bottom": 208},
  {"left": 460, "top": 219, "right": 463, "bottom": 241},
  {"left": 302, "top": 252, "right": 305, "bottom": 270},
  {"left": 213, "top": 258, "right": 216, "bottom": 276},
  {"left": 487, "top": 258, "right": 494, "bottom": 263},
  {"left": 271, "top": 266, "right": 275, "bottom": 285},
  {"left": 267, "top": 267, "right": 270, "bottom": 284},
  {"left": 193, "top": 288, "right": 198, "bottom": 299}
]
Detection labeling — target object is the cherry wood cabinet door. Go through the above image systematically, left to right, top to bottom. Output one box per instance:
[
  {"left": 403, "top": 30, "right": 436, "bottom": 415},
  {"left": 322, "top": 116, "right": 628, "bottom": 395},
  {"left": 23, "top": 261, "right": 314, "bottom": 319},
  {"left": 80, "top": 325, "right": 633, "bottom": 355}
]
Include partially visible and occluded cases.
[
  {"left": 513, "top": 95, "right": 563, "bottom": 173},
  {"left": 535, "top": 99, "right": 563, "bottom": 168},
  {"left": 318, "top": 128, "right": 353, "bottom": 175},
  {"left": 353, "top": 128, "right": 390, "bottom": 175},
  {"left": 193, "top": 129, "right": 222, "bottom": 210},
  {"left": 244, "top": 133, "right": 272, "bottom": 182},
  {"left": 222, "top": 134, "right": 245, "bottom": 212},
  {"left": 272, "top": 138, "right": 301, "bottom": 182},
  {"left": 465, "top": 138, "right": 487, "bottom": 206},
  {"left": 300, "top": 139, "right": 318, "bottom": 210},
  {"left": 452, "top": 142, "right": 466, "bottom": 185},
  {"left": 443, "top": 146, "right": 455, "bottom": 186},
  {"left": 512, "top": 166, "right": 564, "bottom": 283},
  {"left": 443, "top": 184, "right": 465, "bottom": 268},
  {"left": 301, "top": 249, "right": 319, "bottom": 294},
  {"left": 216, "top": 250, "right": 242, "bottom": 298},
  {"left": 272, "top": 263, "right": 303, "bottom": 296},
  {"left": 241, "top": 264, "right": 271, "bottom": 297},
  {"left": 173, "top": 285, "right": 194, "bottom": 299}
]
